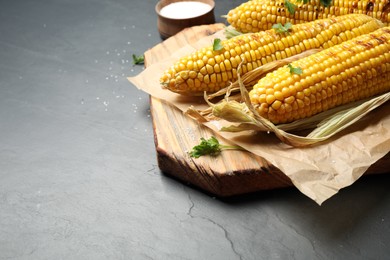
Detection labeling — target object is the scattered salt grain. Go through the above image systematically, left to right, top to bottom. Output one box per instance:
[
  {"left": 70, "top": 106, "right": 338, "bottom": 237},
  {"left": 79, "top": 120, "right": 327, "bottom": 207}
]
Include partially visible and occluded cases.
[{"left": 160, "top": 1, "right": 212, "bottom": 19}]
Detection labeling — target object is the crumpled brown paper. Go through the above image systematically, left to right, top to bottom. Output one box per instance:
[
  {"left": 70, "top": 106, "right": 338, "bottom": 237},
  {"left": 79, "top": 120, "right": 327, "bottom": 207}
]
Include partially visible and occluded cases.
[{"left": 128, "top": 27, "right": 390, "bottom": 205}]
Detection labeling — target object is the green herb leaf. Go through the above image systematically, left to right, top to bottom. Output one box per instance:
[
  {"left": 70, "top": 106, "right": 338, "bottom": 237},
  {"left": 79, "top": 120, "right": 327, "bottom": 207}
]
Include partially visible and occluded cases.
[
  {"left": 285, "top": 0, "right": 297, "bottom": 14},
  {"left": 287, "top": 0, "right": 333, "bottom": 14},
  {"left": 320, "top": 0, "right": 333, "bottom": 7},
  {"left": 272, "top": 22, "right": 292, "bottom": 34},
  {"left": 213, "top": 38, "right": 224, "bottom": 51},
  {"left": 132, "top": 54, "right": 144, "bottom": 65},
  {"left": 288, "top": 64, "right": 303, "bottom": 75},
  {"left": 189, "top": 136, "right": 243, "bottom": 158},
  {"left": 189, "top": 136, "right": 221, "bottom": 158}
]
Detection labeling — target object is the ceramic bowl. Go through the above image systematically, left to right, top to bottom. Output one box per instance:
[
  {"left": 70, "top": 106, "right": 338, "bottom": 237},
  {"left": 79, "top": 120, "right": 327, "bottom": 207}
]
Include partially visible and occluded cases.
[{"left": 156, "top": 0, "right": 215, "bottom": 39}]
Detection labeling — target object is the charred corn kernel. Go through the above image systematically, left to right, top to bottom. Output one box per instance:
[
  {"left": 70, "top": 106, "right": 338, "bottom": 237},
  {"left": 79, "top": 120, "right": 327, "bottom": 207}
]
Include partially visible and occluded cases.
[
  {"left": 227, "top": 0, "right": 390, "bottom": 33},
  {"left": 160, "top": 14, "right": 382, "bottom": 96},
  {"left": 250, "top": 27, "right": 390, "bottom": 124}
]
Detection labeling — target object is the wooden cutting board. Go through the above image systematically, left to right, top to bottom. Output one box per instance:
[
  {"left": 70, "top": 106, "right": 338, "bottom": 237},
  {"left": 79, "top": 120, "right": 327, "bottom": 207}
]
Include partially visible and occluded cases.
[{"left": 144, "top": 24, "right": 390, "bottom": 197}]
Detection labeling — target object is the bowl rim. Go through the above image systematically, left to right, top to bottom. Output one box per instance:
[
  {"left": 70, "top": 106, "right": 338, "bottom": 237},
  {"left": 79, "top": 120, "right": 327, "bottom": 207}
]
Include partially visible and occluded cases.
[{"left": 155, "top": 0, "right": 215, "bottom": 21}]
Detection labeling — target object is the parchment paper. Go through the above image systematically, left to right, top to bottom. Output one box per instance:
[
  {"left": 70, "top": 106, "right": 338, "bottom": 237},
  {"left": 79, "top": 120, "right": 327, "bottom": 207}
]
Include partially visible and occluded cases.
[{"left": 128, "top": 28, "right": 390, "bottom": 205}]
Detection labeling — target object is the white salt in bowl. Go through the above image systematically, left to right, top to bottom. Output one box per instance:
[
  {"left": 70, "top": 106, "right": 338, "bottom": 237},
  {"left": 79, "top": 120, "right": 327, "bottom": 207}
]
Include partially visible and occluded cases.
[{"left": 156, "top": 0, "right": 215, "bottom": 39}]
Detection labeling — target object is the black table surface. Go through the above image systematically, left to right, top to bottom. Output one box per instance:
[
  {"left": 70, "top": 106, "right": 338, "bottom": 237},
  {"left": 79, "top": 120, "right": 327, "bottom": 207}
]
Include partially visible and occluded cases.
[{"left": 0, "top": 0, "right": 389, "bottom": 259}]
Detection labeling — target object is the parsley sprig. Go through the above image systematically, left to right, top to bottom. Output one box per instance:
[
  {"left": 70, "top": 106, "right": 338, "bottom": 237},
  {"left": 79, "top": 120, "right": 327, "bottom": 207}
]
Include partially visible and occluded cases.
[
  {"left": 285, "top": 0, "right": 333, "bottom": 15},
  {"left": 285, "top": 0, "right": 299, "bottom": 14},
  {"left": 319, "top": 0, "right": 333, "bottom": 6},
  {"left": 272, "top": 22, "right": 292, "bottom": 34},
  {"left": 212, "top": 38, "right": 224, "bottom": 51},
  {"left": 132, "top": 54, "right": 144, "bottom": 65},
  {"left": 288, "top": 64, "right": 303, "bottom": 75},
  {"left": 189, "top": 136, "right": 242, "bottom": 158}
]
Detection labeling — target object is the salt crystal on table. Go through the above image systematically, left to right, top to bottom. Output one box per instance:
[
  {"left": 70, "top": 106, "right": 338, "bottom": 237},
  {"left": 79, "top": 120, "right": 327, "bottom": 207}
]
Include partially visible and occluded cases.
[{"left": 160, "top": 1, "right": 212, "bottom": 19}]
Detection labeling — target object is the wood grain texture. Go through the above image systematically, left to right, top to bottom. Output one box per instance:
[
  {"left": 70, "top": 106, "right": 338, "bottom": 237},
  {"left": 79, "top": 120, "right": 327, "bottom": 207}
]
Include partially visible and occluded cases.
[{"left": 145, "top": 24, "right": 390, "bottom": 197}]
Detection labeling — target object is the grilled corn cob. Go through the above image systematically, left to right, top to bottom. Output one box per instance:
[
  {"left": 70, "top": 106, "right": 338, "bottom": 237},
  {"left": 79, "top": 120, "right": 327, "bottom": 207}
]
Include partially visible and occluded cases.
[
  {"left": 227, "top": 0, "right": 390, "bottom": 33},
  {"left": 160, "top": 14, "right": 383, "bottom": 96},
  {"left": 249, "top": 26, "right": 390, "bottom": 124}
]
